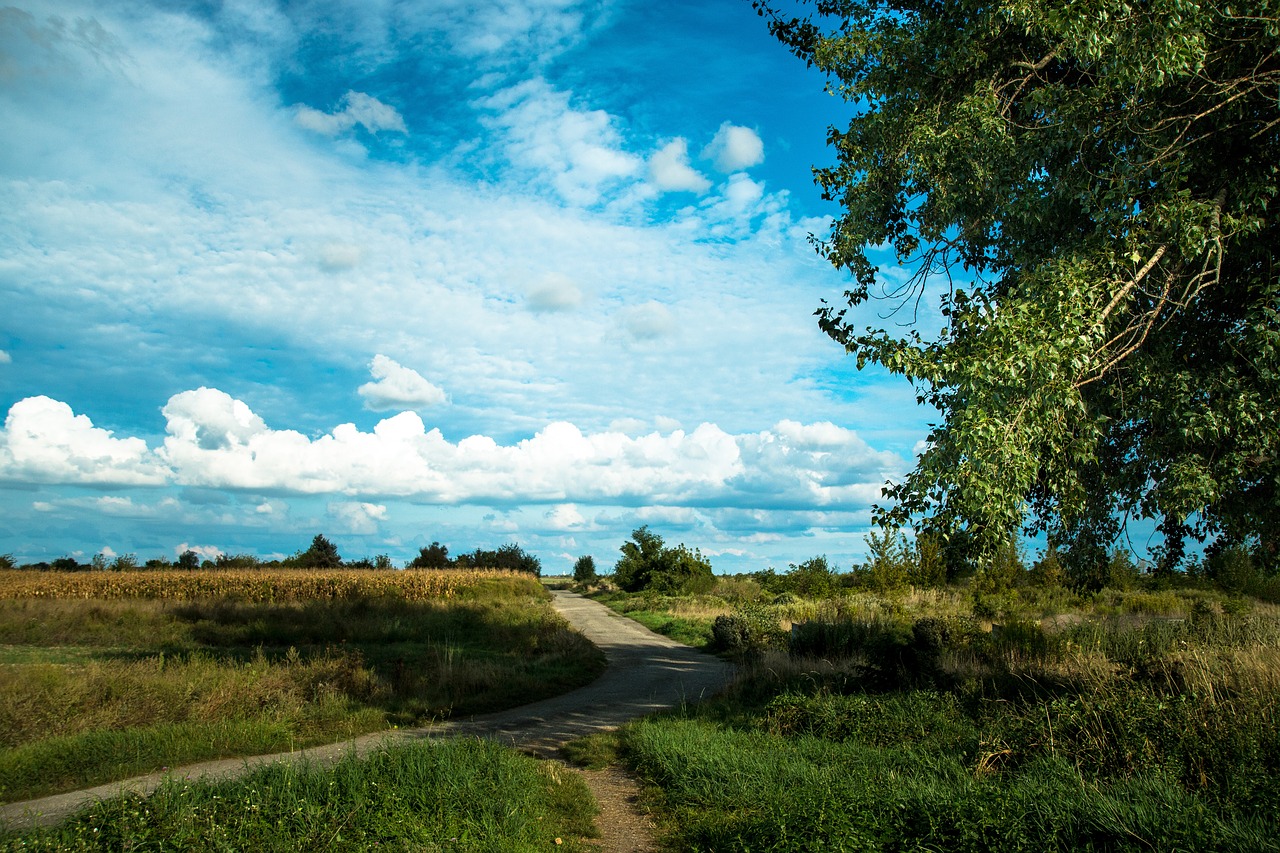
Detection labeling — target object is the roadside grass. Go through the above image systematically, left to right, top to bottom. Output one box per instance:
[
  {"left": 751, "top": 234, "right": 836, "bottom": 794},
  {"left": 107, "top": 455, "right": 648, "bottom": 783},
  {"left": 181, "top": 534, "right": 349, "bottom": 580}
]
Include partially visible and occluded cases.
[
  {"left": 0, "top": 572, "right": 606, "bottom": 803},
  {"left": 600, "top": 583, "right": 1280, "bottom": 851},
  {"left": 588, "top": 590, "right": 728, "bottom": 649},
  {"left": 0, "top": 739, "right": 598, "bottom": 852}
]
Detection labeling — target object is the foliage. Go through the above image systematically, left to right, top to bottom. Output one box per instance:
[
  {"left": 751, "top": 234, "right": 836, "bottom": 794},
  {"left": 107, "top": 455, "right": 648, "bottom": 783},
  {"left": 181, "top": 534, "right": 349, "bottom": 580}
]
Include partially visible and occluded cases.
[
  {"left": 758, "top": 0, "right": 1280, "bottom": 565},
  {"left": 612, "top": 526, "right": 714, "bottom": 594},
  {"left": 859, "top": 528, "right": 910, "bottom": 593},
  {"left": 296, "top": 534, "right": 342, "bottom": 568},
  {"left": 407, "top": 541, "right": 450, "bottom": 569},
  {"left": 177, "top": 549, "right": 200, "bottom": 570},
  {"left": 573, "top": 554, "right": 597, "bottom": 584},
  {"left": 711, "top": 602, "right": 787, "bottom": 660}
]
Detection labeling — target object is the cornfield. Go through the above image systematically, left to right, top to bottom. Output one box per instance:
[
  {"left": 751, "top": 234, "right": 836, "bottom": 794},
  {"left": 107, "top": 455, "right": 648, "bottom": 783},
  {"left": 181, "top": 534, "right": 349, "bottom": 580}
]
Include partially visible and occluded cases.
[{"left": 0, "top": 569, "right": 527, "bottom": 602}]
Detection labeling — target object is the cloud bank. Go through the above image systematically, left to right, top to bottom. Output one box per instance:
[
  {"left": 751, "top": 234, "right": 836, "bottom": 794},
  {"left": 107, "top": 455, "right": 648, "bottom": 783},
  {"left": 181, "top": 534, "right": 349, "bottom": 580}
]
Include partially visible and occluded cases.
[{"left": 0, "top": 390, "right": 903, "bottom": 511}]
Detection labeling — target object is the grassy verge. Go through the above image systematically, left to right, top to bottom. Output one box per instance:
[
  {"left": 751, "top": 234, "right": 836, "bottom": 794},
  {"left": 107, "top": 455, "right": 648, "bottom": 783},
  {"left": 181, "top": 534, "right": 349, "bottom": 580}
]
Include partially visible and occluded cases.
[
  {"left": 0, "top": 571, "right": 606, "bottom": 803},
  {"left": 600, "top": 585, "right": 1280, "bottom": 851},
  {"left": 587, "top": 590, "right": 724, "bottom": 649},
  {"left": 0, "top": 739, "right": 598, "bottom": 852}
]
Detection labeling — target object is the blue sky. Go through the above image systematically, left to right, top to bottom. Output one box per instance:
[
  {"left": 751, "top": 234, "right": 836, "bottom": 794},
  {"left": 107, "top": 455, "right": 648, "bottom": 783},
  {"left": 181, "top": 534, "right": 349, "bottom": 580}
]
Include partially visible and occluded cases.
[{"left": 0, "top": 0, "right": 936, "bottom": 573}]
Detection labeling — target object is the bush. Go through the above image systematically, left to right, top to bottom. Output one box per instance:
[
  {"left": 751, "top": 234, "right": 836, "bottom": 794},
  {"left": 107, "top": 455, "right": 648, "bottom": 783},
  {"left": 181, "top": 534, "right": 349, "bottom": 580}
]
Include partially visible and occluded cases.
[{"left": 711, "top": 603, "right": 784, "bottom": 659}]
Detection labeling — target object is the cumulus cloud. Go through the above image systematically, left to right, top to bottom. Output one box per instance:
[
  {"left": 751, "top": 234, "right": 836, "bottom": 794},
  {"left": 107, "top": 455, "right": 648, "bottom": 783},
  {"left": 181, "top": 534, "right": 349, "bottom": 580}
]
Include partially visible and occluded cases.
[
  {"left": 476, "top": 78, "right": 641, "bottom": 205},
  {"left": 294, "top": 91, "right": 407, "bottom": 136},
  {"left": 703, "top": 123, "right": 765, "bottom": 172},
  {"left": 648, "top": 138, "right": 710, "bottom": 193},
  {"left": 0, "top": 350, "right": 11, "bottom": 364},
  {"left": 358, "top": 355, "right": 448, "bottom": 411},
  {"left": 0, "top": 388, "right": 904, "bottom": 530},
  {"left": 0, "top": 396, "right": 168, "bottom": 486},
  {"left": 329, "top": 500, "right": 387, "bottom": 534}
]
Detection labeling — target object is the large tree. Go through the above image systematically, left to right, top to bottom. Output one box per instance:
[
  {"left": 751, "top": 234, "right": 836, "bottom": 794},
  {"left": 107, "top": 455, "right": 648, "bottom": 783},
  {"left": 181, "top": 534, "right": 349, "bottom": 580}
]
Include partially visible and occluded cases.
[{"left": 758, "top": 0, "right": 1280, "bottom": 569}]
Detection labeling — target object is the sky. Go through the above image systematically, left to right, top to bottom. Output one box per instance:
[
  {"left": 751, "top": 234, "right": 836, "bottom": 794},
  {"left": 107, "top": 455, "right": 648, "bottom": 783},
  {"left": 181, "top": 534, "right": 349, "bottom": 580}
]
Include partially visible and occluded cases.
[{"left": 0, "top": 0, "right": 936, "bottom": 573}]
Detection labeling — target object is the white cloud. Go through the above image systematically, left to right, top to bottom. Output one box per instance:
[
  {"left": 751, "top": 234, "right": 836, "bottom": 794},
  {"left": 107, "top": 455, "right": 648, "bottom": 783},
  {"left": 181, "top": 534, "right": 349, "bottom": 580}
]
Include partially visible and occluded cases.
[
  {"left": 476, "top": 77, "right": 642, "bottom": 205},
  {"left": 294, "top": 91, "right": 407, "bottom": 136},
  {"left": 703, "top": 123, "right": 765, "bottom": 172},
  {"left": 648, "top": 138, "right": 710, "bottom": 194},
  {"left": 0, "top": 350, "right": 11, "bottom": 364},
  {"left": 358, "top": 355, "right": 448, "bottom": 411},
  {"left": 0, "top": 389, "right": 901, "bottom": 509},
  {"left": 0, "top": 396, "right": 169, "bottom": 486},
  {"left": 329, "top": 500, "right": 388, "bottom": 534},
  {"left": 544, "top": 503, "right": 586, "bottom": 530},
  {"left": 178, "top": 542, "right": 224, "bottom": 561}
]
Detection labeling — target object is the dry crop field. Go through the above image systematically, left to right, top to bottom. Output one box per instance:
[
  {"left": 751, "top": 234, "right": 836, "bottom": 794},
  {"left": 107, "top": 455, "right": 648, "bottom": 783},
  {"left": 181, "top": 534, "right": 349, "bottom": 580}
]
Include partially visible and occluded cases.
[{"left": 0, "top": 568, "right": 605, "bottom": 803}]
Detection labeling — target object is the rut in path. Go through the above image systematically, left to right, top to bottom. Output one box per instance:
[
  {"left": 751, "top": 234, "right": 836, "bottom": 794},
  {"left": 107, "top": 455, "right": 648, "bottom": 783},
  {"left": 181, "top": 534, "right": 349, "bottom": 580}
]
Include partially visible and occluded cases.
[{"left": 0, "top": 589, "right": 734, "bottom": 848}]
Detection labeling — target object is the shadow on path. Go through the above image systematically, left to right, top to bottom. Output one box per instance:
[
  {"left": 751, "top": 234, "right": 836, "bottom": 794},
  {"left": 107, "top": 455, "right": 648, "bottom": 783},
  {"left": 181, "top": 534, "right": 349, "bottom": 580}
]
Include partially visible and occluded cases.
[{"left": 0, "top": 589, "right": 733, "bottom": 832}]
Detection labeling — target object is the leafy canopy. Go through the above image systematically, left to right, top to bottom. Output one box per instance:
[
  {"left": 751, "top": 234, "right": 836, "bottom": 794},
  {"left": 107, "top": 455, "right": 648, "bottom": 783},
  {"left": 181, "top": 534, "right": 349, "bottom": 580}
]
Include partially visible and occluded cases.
[{"left": 759, "top": 0, "right": 1280, "bottom": 567}]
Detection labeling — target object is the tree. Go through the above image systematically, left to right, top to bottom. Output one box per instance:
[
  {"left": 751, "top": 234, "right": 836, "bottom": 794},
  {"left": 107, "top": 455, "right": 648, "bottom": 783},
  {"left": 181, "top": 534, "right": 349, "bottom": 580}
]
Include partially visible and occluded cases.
[
  {"left": 758, "top": 1, "right": 1280, "bottom": 569},
  {"left": 613, "top": 526, "right": 714, "bottom": 594},
  {"left": 298, "top": 534, "right": 342, "bottom": 568},
  {"left": 408, "top": 542, "right": 451, "bottom": 569},
  {"left": 176, "top": 550, "right": 200, "bottom": 570},
  {"left": 573, "top": 554, "right": 598, "bottom": 584}
]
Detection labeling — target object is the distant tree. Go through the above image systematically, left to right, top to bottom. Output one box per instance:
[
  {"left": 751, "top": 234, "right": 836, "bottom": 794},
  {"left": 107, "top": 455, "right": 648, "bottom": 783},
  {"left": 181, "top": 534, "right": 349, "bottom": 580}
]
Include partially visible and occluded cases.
[
  {"left": 614, "top": 526, "right": 668, "bottom": 592},
  {"left": 613, "top": 527, "right": 714, "bottom": 594},
  {"left": 862, "top": 529, "right": 909, "bottom": 593},
  {"left": 907, "top": 533, "right": 947, "bottom": 589},
  {"left": 298, "top": 534, "right": 342, "bottom": 568},
  {"left": 408, "top": 542, "right": 451, "bottom": 569},
  {"left": 455, "top": 544, "right": 542, "bottom": 576},
  {"left": 176, "top": 550, "right": 200, "bottom": 570},
  {"left": 90, "top": 553, "right": 109, "bottom": 572},
  {"left": 110, "top": 553, "right": 139, "bottom": 571},
  {"left": 0, "top": 554, "right": 14, "bottom": 571},
  {"left": 373, "top": 554, "right": 395, "bottom": 570},
  {"left": 573, "top": 555, "right": 597, "bottom": 584},
  {"left": 786, "top": 556, "right": 836, "bottom": 598},
  {"left": 51, "top": 557, "right": 82, "bottom": 572},
  {"left": 144, "top": 558, "right": 171, "bottom": 570}
]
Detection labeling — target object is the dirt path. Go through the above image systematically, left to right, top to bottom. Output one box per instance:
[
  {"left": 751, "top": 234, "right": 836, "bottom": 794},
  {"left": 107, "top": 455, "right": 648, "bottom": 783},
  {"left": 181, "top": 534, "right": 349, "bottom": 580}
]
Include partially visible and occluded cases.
[{"left": 0, "top": 589, "right": 733, "bottom": 849}]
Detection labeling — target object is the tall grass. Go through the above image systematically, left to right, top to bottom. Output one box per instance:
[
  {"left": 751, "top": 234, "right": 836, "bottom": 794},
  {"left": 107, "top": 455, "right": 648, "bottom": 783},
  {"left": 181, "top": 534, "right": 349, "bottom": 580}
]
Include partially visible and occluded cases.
[
  {"left": 0, "top": 571, "right": 605, "bottom": 802},
  {"left": 604, "top": 583, "right": 1280, "bottom": 851},
  {"left": 1, "top": 740, "right": 598, "bottom": 852}
]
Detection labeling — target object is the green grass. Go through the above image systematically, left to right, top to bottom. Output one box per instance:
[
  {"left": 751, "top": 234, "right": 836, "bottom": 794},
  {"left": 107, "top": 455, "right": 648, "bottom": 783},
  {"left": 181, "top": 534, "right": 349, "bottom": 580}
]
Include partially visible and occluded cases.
[
  {"left": 0, "top": 581, "right": 606, "bottom": 803},
  {"left": 593, "top": 582, "right": 1280, "bottom": 851},
  {"left": 588, "top": 590, "right": 719, "bottom": 649},
  {"left": 0, "top": 739, "right": 598, "bottom": 852}
]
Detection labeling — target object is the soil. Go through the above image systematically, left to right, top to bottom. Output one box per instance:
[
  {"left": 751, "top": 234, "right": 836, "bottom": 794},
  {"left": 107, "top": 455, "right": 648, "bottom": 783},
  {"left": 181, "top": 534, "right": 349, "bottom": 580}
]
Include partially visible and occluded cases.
[{"left": 0, "top": 589, "right": 733, "bottom": 849}]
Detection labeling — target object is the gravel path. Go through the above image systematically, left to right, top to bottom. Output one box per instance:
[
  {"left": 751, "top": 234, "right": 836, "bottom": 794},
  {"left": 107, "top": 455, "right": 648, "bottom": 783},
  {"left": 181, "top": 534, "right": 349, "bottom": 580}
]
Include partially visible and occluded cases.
[{"left": 0, "top": 589, "right": 733, "bottom": 848}]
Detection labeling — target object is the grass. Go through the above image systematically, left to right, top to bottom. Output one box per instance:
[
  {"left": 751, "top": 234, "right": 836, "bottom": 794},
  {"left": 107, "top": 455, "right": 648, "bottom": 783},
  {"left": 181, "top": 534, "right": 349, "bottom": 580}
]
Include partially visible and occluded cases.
[
  {"left": 0, "top": 571, "right": 606, "bottom": 803},
  {"left": 593, "top": 581, "right": 1280, "bottom": 851},
  {"left": 0, "top": 739, "right": 598, "bottom": 852}
]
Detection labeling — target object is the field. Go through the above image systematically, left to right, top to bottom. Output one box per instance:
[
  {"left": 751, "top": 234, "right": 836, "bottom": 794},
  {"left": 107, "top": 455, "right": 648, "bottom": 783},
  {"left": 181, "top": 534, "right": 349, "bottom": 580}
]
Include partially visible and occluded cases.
[
  {"left": 0, "top": 569, "right": 606, "bottom": 804},
  {"left": 584, "top": 577, "right": 1280, "bottom": 851}
]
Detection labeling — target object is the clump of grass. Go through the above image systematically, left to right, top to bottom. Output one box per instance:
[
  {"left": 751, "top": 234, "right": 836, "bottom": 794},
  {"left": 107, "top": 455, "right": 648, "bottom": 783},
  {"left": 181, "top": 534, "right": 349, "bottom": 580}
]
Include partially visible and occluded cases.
[{"left": 1, "top": 740, "right": 598, "bottom": 851}]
